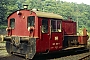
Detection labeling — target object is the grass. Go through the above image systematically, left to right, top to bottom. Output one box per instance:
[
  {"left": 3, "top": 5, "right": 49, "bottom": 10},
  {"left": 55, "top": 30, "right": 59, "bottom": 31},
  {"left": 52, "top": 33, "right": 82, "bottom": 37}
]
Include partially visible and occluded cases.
[
  {"left": 0, "top": 42, "right": 10, "bottom": 57},
  {"left": 0, "top": 50, "right": 9, "bottom": 57}
]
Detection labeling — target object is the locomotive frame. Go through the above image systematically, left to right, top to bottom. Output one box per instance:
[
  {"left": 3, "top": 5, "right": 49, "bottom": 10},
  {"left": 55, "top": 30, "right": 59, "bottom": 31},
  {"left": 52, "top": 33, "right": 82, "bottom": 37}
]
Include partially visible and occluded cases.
[{"left": 4, "top": 8, "right": 89, "bottom": 59}]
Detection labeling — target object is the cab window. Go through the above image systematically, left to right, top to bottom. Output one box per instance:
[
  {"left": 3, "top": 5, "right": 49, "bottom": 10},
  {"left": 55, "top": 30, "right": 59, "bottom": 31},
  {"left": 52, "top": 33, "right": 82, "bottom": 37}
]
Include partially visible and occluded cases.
[
  {"left": 27, "top": 16, "right": 35, "bottom": 27},
  {"left": 10, "top": 18, "right": 15, "bottom": 28},
  {"left": 42, "top": 19, "right": 48, "bottom": 33},
  {"left": 51, "top": 20, "right": 61, "bottom": 32},
  {"left": 51, "top": 20, "right": 56, "bottom": 32},
  {"left": 57, "top": 20, "right": 61, "bottom": 32}
]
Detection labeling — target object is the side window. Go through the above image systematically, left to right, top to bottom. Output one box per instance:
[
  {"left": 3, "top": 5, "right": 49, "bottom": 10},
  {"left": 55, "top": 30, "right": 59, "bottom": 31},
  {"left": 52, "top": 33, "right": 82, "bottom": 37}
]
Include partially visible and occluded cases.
[
  {"left": 27, "top": 16, "right": 35, "bottom": 27},
  {"left": 10, "top": 18, "right": 15, "bottom": 28},
  {"left": 42, "top": 19, "right": 48, "bottom": 33},
  {"left": 51, "top": 20, "right": 61, "bottom": 32},
  {"left": 51, "top": 20, "right": 57, "bottom": 32},
  {"left": 57, "top": 20, "right": 61, "bottom": 32}
]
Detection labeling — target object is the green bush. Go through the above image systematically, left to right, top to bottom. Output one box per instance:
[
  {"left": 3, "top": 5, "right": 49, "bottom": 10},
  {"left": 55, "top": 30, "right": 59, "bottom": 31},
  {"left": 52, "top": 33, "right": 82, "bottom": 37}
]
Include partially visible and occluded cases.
[{"left": 0, "top": 26, "right": 7, "bottom": 29}]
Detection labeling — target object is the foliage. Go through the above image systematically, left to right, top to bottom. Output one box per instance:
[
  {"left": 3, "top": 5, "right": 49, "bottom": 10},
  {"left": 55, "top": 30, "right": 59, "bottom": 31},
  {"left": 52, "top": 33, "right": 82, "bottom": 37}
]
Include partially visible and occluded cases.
[
  {"left": 0, "top": 0, "right": 90, "bottom": 33},
  {"left": 0, "top": 0, "right": 18, "bottom": 25},
  {"left": 0, "top": 25, "right": 7, "bottom": 29}
]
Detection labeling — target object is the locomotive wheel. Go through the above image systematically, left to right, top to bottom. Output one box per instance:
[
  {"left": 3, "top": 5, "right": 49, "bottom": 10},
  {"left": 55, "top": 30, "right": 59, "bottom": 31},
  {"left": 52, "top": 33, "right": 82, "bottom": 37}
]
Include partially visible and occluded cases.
[{"left": 6, "top": 41, "right": 12, "bottom": 55}]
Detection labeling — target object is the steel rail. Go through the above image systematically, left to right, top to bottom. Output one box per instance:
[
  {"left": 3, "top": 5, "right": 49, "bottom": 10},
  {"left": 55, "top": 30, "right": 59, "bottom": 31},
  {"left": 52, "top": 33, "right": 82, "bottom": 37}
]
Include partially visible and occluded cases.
[{"left": 79, "top": 55, "right": 90, "bottom": 60}]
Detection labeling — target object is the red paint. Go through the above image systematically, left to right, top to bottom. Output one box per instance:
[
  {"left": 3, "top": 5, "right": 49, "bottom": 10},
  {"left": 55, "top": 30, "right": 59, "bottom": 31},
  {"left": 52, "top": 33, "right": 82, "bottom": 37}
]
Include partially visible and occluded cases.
[
  {"left": 8, "top": 10, "right": 39, "bottom": 37},
  {"left": 36, "top": 18, "right": 63, "bottom": 53},
  {"left": 62, "top": 20, "right": 76, "bottom": 35},
  {"left": 50, "top": 32, "right": 63, "bottom": 51},
  {"left": 78, "top": 36, "right": 88, "bottom": 44}
]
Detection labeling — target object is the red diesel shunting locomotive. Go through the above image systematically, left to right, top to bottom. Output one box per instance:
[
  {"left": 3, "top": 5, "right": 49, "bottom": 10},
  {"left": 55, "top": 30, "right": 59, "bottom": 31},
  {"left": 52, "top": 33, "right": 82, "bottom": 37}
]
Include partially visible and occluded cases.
[{"left": 4, "top": 5, "right": 89, "bottom": 59}]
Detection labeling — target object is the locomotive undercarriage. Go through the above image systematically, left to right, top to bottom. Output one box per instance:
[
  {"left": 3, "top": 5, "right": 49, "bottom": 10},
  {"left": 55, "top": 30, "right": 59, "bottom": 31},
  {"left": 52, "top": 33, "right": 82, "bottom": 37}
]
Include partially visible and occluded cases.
[
  {"left": 5, "top": 36, "right": 36, "bottom": 59},
  {"left": 63, "top": 36, "right": 86, "bottom": 48}
]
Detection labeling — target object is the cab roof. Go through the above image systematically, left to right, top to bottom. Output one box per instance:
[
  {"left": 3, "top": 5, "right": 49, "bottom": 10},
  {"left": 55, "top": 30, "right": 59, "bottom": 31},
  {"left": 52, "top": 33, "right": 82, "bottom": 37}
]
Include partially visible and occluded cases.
[
  {"left": 7, "top": 9, "right": 63, "bottom": 20},
  {"left": 33, "top": 11, "right": 63, "bottom": 19}
]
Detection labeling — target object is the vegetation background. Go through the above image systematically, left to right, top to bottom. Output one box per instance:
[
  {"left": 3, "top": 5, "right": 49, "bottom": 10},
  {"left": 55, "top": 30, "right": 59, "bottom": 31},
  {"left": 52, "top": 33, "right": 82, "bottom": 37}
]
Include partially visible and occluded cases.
[{"left": 0, "top": 0, "right": 90, "bottom": 36}]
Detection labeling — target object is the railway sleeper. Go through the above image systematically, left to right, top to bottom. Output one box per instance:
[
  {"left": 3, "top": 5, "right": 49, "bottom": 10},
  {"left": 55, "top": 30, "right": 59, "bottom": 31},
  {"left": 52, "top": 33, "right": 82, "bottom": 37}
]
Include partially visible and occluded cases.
[{"left": 79, "top": 55, "right": 90, "bottom": 60}]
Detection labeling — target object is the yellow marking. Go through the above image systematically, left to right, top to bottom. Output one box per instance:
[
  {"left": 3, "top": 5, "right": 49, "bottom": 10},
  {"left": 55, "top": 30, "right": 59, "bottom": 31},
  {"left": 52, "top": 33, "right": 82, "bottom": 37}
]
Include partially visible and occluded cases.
[
  {"left": 55, "top": 36, "right": 58, "bottom": 40},
  {"left": 52, "top": 43, "right": 55, "bottom": 45},
  {"left": 56, "top": 43, "right": 59, "bottom": 45},
  {"left": 55, "top": 46, "right": 58, "bottom": 49},
  {"left": 59, "top": 46, "right": 62, "bottom": 48},
  {"left": 51, "top": 47, "right": 54, "bottom": 49}
]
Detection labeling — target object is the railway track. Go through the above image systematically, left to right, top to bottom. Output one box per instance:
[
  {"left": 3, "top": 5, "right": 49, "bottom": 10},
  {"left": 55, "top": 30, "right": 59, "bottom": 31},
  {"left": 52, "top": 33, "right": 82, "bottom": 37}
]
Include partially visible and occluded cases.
[
  {"left": 0, "top": 42, "right": 90, "bottom": 60},
  {"left": 0, "top": 50, "right": 89, "bottom": 60},
  {"left": 49, "top": 51, "right": 90, "bottom": 60},
  {"left": 79, "top": 55, "right": 90, "bottom": 60}
]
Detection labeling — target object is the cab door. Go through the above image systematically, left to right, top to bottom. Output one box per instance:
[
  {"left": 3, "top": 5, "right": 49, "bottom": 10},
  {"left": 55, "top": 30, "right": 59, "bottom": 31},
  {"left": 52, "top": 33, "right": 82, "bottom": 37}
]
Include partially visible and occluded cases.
[
  {"left": 40, "top": 18, "right": 50, "bottom": 52},
  {"left": 49, "top": 20, "right": 63, "bottom": 51}
]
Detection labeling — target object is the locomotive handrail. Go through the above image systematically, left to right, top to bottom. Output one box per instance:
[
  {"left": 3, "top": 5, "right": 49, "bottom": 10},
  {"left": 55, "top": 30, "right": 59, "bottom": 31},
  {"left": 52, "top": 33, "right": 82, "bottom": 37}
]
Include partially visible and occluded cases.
[
  {"left": 49, "top": 25, "right": 51, "bottom": 40},
  {"left": 40, "top": 26, "right": 41, "bottom": 40}
]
